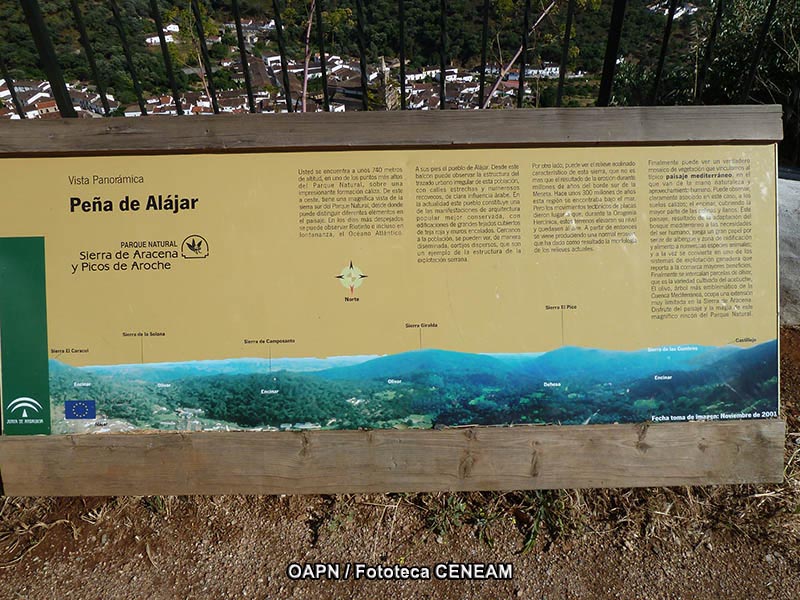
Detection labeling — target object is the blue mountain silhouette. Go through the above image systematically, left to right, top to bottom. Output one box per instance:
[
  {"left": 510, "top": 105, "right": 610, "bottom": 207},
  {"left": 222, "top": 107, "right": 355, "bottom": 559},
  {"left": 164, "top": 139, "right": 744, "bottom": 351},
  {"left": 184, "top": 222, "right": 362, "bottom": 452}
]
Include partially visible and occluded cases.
[
  {"left": 626, "top": 340, "right": 777, "bottom": 399},
  {"left": 51, "top": 341, "right": 774, "bottom": 389},
  {"left": 311, "top": 344, "right": 747, "bottom": 384},
  {"left": 514, "top": 344, "right": 741, "bottom": 383},
  {"left": 314, "top": 348, "right": 513, "bottom": 380}
]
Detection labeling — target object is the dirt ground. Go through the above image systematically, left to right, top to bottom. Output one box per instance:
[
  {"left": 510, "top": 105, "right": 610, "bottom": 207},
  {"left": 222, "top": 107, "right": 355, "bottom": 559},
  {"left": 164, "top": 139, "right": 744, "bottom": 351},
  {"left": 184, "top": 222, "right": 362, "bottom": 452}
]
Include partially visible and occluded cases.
[{"left": 0, "top": 331, "right": 798, "bottom": 600}]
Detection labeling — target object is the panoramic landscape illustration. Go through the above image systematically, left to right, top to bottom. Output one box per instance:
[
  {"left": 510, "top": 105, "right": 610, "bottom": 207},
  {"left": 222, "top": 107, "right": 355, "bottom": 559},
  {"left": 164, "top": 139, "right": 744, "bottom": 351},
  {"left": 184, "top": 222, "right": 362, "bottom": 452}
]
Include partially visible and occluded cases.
[{"left": 49, "top": 340, "right": 778, "bottom": 433}]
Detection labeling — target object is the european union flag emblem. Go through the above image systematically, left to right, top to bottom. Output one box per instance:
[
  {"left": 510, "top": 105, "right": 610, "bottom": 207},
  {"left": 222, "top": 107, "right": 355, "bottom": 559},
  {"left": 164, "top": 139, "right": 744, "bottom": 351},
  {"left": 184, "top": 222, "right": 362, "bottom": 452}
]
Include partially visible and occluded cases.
[{"left": 65, "top": 400, "right": 96, "bottom": 419}]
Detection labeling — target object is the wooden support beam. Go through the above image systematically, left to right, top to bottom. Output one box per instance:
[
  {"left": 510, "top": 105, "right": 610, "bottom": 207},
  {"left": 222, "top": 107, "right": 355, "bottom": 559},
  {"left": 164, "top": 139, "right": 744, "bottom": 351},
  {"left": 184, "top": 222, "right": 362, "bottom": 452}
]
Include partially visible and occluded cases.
[
  {"left": 0, "top": 106, "right": 783, "bottom": 157},
  {"left": 0, "top": 420, "right": 785, "bottom": 496}
]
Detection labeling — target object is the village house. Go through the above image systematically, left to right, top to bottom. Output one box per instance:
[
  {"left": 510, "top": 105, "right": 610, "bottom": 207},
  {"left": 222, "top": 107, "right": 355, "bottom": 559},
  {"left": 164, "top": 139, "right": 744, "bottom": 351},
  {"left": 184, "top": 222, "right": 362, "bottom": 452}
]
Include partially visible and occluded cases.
[
  {"left": 144, "top": 23, "right": 178, "bottom": 46},
  {"left": 145, "top": 33, "right": 174, "bottom": 45}
]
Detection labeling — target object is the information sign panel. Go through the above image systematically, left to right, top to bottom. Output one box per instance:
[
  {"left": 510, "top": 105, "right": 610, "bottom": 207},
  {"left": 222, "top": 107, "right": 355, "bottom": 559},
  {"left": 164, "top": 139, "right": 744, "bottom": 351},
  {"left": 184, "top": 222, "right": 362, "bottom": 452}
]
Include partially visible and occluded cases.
[{"left": 0, "top": 144, "right": 778, "bottom": 436}]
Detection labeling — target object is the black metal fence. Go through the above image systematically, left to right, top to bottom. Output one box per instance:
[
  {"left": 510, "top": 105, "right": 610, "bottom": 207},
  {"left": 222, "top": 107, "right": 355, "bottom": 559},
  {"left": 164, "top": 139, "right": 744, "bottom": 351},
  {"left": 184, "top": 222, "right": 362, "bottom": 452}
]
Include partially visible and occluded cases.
[{"left": 0, "top": 0, "right": 787, "bottom": 119}]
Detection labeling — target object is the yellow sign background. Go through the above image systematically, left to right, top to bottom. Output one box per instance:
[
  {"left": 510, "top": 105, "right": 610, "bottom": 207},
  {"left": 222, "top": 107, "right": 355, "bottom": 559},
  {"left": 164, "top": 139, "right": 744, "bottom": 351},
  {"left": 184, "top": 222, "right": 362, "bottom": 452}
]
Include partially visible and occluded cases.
[{"left": 0, "top": 144, "right": 777, "bottom": 366}]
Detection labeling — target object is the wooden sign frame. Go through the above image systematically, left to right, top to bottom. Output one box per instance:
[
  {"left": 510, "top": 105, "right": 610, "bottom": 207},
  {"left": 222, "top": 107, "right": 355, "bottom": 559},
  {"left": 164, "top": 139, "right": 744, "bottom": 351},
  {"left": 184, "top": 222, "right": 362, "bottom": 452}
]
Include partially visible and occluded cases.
[{"left": 0, "top": 106, "right": 786, "bottom": 496}]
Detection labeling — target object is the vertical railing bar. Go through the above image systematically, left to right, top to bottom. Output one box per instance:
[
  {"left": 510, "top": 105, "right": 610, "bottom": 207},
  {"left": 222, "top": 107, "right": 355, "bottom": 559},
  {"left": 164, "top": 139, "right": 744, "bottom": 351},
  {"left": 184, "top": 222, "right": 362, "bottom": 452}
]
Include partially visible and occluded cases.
[
  {"left": 19, "top": 0, "right": 77, "bottom": 117},
  {"left": 69, "top": 0, "right": 111, "bottom": 115},
  {"left": 107, "top": 0, "right": 147, "bottom": 115},
  {"left": 149, "top": 0, "right": 183, "bottom": 115},
  {"left": 191, "top": 0, "right": 219, "bottom": 114},
  {"left": 232, "top": 0, "right": 256, "bottom": 113},
  {"left": 271, "top": 0, "right": 293, "bottom": 112},
  {"left": 314, "top": 0, "right": 330, "bottom": 111},
  {"left": 355, "top": 0, "right": 369, "bottom": 110},
  {"left": 399, "top": 0, "right": 406, "bottom": 110},
  {"left": 439, "top": 0, "right": 447, "bottom": 110},
  {"left": 478, "top": 0, "right": 490, "bottom": 109},
  {"left": 517, "top": 0, "right": 531, "bottom": 108},
  {"left": 556, "top": 0, "right": 575, "bottom": 107},
  {"left": 597, "top": 0, "right": 627, "bottom": 107},
  {"left": 649, "top": 0, "right": 678, "bottom": 105},
  {"left": 694, "top": 0, "right": 724, "bottom": 104},
  {"left": 738, "top": 0, "right": 778, "bottom": 103},
  {"left": 480, "top": 1, "right": 556, "bottom": 109},
  {"left": 0, "top": 56, "right": 27, "bottom": 118}
]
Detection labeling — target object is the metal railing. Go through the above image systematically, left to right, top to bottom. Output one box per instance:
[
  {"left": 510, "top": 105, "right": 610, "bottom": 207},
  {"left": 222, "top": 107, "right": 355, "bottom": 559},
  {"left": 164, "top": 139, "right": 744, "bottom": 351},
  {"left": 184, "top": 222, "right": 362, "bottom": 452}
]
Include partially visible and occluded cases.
[{"left": 0, "top": 0, "right": 786, "bottom": 119}]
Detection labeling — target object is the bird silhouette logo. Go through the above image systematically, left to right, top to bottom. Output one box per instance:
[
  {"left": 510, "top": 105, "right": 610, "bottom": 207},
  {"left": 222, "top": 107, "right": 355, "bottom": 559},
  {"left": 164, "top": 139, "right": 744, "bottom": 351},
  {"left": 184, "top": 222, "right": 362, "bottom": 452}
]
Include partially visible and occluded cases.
[
  {"left": 181, "top": 235, "right": 209, "bottom": 259},
  {"left": 187, "top": 238, "right": 202, "bottom": 254}
]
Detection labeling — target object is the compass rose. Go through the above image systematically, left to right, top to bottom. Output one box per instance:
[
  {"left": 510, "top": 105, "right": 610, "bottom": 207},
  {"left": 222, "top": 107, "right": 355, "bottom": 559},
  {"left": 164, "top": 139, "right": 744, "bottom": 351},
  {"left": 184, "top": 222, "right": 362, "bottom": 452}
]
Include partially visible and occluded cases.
[{"left": 336, "top": 260, "right": 368, "bottom": 296}]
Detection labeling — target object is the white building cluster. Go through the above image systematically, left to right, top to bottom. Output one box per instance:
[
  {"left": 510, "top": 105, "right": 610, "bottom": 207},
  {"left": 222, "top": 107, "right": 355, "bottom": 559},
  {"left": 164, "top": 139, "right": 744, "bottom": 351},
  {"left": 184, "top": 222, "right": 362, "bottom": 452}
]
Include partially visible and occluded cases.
[
  {"left": 646, "top": 1, "right": 699, "bottom": 20},
  {"left": 1, "top": 18, "right": 586, "bottom": 119},
  {"left": 0, "top": 78, "right": 120, "bottom": 119}
]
